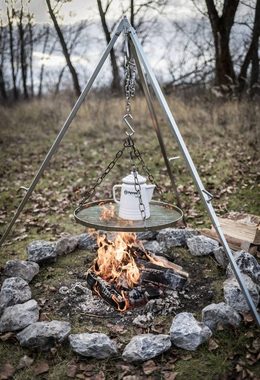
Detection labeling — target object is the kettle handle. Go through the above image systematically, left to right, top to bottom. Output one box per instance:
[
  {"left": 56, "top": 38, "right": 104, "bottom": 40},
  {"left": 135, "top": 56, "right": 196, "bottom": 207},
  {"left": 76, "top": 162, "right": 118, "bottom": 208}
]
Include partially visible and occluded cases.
[{"left": 112, "top": 185, "right": 122, "bottom": 204}]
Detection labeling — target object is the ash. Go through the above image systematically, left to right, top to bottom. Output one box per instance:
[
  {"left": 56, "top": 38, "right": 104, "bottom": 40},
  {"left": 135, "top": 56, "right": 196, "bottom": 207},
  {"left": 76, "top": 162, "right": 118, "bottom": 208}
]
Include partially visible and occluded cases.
[{"left": 55, "top": 281, "right": 181, "bottom": 321}]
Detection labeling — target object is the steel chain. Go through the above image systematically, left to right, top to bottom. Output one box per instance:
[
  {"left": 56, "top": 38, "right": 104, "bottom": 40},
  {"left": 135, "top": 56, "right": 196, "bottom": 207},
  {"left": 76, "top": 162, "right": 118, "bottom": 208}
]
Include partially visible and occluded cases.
[
  {"left": 78, "top": 40, "right": 161, "bottom": 212},
  {"left": 78, "top": 145, "right": 126, "bottom": 208}
]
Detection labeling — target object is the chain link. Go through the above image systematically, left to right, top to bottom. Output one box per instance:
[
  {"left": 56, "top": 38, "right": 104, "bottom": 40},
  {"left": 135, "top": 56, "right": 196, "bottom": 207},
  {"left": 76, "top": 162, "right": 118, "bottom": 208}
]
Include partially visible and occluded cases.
[{"left": 78, "top": 145, "right": 126, "bottom": 208}]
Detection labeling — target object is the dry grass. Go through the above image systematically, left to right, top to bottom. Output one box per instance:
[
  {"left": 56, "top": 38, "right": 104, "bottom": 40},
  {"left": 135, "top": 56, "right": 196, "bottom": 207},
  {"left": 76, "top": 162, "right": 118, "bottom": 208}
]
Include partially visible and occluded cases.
[{"left": 0, "top": 93, "right": 259, "bottom": 379}]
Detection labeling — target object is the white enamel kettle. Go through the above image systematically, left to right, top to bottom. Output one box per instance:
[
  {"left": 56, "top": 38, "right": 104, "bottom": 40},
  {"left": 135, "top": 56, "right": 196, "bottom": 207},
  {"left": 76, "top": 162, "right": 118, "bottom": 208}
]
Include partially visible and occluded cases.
[{"left": 112, "top": 171, "right": 155, "bottom": 220}]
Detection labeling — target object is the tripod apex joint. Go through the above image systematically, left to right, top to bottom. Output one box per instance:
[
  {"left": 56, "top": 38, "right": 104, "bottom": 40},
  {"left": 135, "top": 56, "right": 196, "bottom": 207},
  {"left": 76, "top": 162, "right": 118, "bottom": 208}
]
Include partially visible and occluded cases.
[{"left": 0, "top": 16, "right": 259, "bottom": 326}]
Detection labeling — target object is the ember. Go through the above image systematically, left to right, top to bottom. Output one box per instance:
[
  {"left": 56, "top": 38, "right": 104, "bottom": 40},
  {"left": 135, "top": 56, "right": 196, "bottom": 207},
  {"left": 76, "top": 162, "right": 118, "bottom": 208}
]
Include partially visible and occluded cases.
[{"left": 86, "top": 232, "right": 189, "bottom": 311}]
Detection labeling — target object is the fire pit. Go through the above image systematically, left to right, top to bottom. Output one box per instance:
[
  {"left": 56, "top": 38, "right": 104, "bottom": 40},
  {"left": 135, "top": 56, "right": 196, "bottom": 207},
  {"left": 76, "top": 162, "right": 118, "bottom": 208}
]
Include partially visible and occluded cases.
[{"left": 84, "top": 231, "right": 188, "bottom": 312}]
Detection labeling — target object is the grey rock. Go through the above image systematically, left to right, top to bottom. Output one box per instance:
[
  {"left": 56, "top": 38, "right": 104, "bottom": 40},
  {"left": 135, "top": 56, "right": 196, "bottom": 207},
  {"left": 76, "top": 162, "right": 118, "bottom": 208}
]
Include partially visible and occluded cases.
[
  {"left": 157, "top": 228, "right": 198, "bottom": 248},
  {"left": 137, "top": 231, "right": 158, "bottom": 241},
  {"left": 77, "top": 233, "right": 97, "bottom": 250},
  {"left": 54, "top": 235, "right": 79, "bottom": 256},
  {"left": 187, "top": 235, "right": 219, "bottom": 256},
  {"left": 27, "top": 240, "right": 57, "bottom": 264},
  {"left": 143, "top": 240, "right": 167, "bottom": 255},
  {"left": 213, "top": 247, "right": 229, "bottom": 268},
  {"left": 226, "top": 251, "right": 260, "bottom": 284},
  {"left": 4, "top": 260, "right": 39, "bottom": 282},
  {"left": 223, "top": 275, "right": 259, "bottom": 313},
  {"left": 0, "top": 277, "right": 31, "bottom": 310},
  {"left": 0, "top": 300, "right": 39, "bottom": 332},
  {"left": 202, "top": 302, "right": 241, "bottom": 330},
  {"left": 170, "top": 312, "right": 212, "bottom": 351},
  {"left": 132, "top": 313, "right": 154, "bottom": 327},
  {"left": 17, "top": 320, "right": 71, "bottom": 350},
  {"left": 69, "top": 333, "right": 117, "bottom": 359},
  {"left": 122, "top": 334, "right": 171, "bottom": 362}
]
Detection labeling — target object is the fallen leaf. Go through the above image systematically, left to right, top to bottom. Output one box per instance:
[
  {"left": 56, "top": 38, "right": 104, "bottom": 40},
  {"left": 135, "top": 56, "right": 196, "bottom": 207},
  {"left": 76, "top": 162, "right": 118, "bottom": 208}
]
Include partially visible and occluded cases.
[
  {"left": 243, "top": 313, "right": 254, "bottom": 323},
  {"left": 0, "top": 332, "right": 15, "bottom": 342},
  {"left": 208, "top": 338, "right": 219, "bottom": 351},
  {"left": 180, "top": 354, "right": 192, "bottom": 361},
  {"left": 17, "top": 355, "right": 34, "bottom": 370},
  {"left": 142, "top": 359, "right": 158, "bottom": 375},
  {"left": 33, "top": 361, "right": 49, "bottom": 376},
  {"left": 0, "top": 363, "right": 15, "bottom": 380},
  {"left": 67, "top": 364, "right": 78, "bottom": 378},
  {"left": 93, "top": 371, "right": 105, "bottom": 380},
  {"left": 163, "top": 371, "right": 178, "bottom": 380}
]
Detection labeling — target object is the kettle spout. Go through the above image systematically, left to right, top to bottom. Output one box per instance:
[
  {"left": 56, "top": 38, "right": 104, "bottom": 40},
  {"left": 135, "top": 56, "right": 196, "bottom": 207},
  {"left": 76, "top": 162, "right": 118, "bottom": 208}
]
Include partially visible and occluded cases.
[{"left": 146, "top": 184, "right": 156, "bottom": 202}]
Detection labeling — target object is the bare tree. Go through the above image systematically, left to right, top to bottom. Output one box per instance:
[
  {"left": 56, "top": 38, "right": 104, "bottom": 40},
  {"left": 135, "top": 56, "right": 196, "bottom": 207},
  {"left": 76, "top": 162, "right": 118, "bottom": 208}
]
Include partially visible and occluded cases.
[
  {"left": 46, "top": 0, "right": 81, "bottom": 96},
  {"left": 96, "top": 0, "right": 121, "bottom": 93},
  {"left": 205, "top": 0, "right": 239, "bottom": 86},
  {"left": 238, "top": 0, "right": 260, "bottom": 94},
  {"left": 6, "top": 5, "right": 19, "bottom": 100},
  {"left": 27, "top": 12, "right": 34, "bottom": 96},
  {"left": 0, "top": 19, "right": 7, "bottom": 101}
]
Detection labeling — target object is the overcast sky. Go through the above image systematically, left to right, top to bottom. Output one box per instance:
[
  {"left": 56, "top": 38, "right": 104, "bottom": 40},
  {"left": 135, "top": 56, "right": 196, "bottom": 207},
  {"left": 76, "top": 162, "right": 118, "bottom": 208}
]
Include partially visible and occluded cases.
[{"left": 0, "top": 0, "right": 196, "bottom": 24}]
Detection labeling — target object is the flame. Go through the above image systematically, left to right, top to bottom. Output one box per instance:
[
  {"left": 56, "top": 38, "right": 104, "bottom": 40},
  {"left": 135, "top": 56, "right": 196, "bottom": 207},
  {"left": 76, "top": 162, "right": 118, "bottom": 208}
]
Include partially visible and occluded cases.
[
  {"left": 99, "top": 203, "right": 115, "bottom": 221},
  {"left": 92, "top": 232, "right": 140, "bottom": 289}
]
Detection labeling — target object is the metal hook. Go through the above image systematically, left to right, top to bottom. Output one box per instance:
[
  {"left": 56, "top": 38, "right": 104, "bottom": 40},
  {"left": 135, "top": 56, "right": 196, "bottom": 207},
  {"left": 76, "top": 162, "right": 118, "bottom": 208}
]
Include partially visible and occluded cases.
[
  {"left": 123, "top": 114, "right": 135, "bottom": 136},
  {"left": 17, "top": 186, "right": 29, "bottom": 193},
  {"left": 202, "top": 189, "right": 214, "bottom": 203}
]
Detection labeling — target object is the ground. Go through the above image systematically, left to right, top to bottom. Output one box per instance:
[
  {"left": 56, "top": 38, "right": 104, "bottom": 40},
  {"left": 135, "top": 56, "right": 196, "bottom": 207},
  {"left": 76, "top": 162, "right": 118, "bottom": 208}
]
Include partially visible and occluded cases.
[{"left": 0, "top": 93, "right": 259, "bottom": 379}]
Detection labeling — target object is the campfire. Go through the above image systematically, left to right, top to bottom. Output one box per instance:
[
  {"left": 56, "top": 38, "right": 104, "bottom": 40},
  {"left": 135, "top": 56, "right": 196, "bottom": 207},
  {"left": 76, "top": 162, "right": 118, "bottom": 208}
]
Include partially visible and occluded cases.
[{"left": 85, "top": 231, "right": 189, "bottom": 312}]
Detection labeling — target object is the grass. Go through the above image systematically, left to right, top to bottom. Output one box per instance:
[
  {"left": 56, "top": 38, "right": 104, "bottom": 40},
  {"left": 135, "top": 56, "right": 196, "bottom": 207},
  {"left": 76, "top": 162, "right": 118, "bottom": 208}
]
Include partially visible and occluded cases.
[{"left": 0, "top": 93, "right": 259, "bottom": 379}]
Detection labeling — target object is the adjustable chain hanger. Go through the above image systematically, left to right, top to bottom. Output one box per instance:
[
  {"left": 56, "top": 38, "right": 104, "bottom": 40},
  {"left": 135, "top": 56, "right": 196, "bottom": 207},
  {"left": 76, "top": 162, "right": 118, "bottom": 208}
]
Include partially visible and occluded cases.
[{"left": 0, "top": 16, "right": 259, "bottom": 325}]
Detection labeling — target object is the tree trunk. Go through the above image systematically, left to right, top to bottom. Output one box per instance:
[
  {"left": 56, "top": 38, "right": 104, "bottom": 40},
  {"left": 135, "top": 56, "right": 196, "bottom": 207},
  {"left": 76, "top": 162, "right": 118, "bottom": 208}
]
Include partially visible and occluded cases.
[
  {"left": 46, "top": 0, "right": 81, "bottom": 97},
  {"left": 96, "top": 0, "right": 120, "bottom": 93},
  {"left": 130, "top": 0, "right": 134, "bottom": 27},
  {"left": 205, "top": 0, "right": 239, "bottom": 86},
  {"left": 238, "top": 0, "right": 260, "bottom": 94},
  {"left": 18, "top": 6, "right": 29, "bottom": 99},
  {"left": 7, "top": 7, "right": 18, "bottom": 100},
  {"left": 28, "top": 14, "right": 34, "bottom": 97},
  {"left": 38, "top": 26, "right": 50, "bottom": 98},
  {"left": 0, "top": 67, "right": 7, "bottom": 101}
]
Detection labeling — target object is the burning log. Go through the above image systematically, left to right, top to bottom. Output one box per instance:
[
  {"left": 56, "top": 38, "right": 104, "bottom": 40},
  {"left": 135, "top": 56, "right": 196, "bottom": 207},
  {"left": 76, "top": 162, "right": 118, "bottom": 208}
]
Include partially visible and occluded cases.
[
  {"left": 86, "top": 231, "right": 189, "bottom": 312},
  {"left": 86, "top": 271, "right": 128, "bottom": 311}
]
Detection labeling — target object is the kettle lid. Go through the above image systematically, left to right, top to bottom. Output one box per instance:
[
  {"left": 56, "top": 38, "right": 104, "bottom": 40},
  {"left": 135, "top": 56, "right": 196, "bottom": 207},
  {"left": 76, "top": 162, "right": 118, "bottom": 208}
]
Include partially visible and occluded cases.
[{"left": 122, "top": 171, "right": 146, "bottom": 184}]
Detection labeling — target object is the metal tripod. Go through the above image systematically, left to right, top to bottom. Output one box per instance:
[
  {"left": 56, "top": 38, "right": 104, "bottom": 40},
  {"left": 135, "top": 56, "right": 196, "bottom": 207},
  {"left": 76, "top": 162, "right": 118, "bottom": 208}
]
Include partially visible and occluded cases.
[{"left": 0, "top": 17, "right": 259, "bottom": 326}]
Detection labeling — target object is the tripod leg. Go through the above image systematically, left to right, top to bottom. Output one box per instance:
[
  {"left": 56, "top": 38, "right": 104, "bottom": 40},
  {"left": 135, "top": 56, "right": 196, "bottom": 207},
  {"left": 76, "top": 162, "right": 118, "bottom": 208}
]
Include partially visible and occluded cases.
[
  {"left": 0, "top": 19, "right": 125, "bottom": 248},
  {"left": 128, "top": 25, "right": 260, "bottom": 326}
]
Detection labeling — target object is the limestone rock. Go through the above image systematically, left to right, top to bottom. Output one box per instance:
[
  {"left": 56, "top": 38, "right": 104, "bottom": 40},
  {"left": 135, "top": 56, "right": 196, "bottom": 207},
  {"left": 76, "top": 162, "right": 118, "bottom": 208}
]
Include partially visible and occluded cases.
[
  {"left": 157, "top": 228, "right": 198, "bottom": 248},
  {"left": 137, "top": 231, "right": 158, "bottom": 241},
  {"left": 77, "top": 233, "right": 96, "bottom": 250},
  {"left": 54, "top": 235, "right": 79, "bottom": 256},
  {"left": 187, "top": 235, "right": 219, "bottom": 256},
  {"left": 27, "top": 240, "right": 56, "bottom": 264},
  {"left": 143, "top": 240, "right": 167, "bottom": 255},
  {"left": 213, "top": 247, "right": 229, "bottom": 268},
  {"left": 226, "top": 251, "right": 260, "bottom": 284},
  {"left": 4, "top": 260, "right": 39, "bottom": 282},
  {"left": 223, "top": 275, "right": 259, "bottom": 313},
  {"left": 0, "top": 277, "right": 31, "bottom": 310},
  {"left": 0, "top": 300, "right": 39, "bottom": 332},
  {"left": 202, "top": 302, "right": 241, "bottom": 330},
  {"left": 170, "top": 312, "right": 212, "bottom": 351},
  {"left": 133, "top": 313, "right": 154, "bottom": 328},
  {"left": 17, "top": 320, "right": 71, "bottom": 350},
  {"left": 69, "top": 333, "right": 117, "bottom": 359},
  {"left": 122, "top": 334, "right": 171, "bottom": 362}
]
